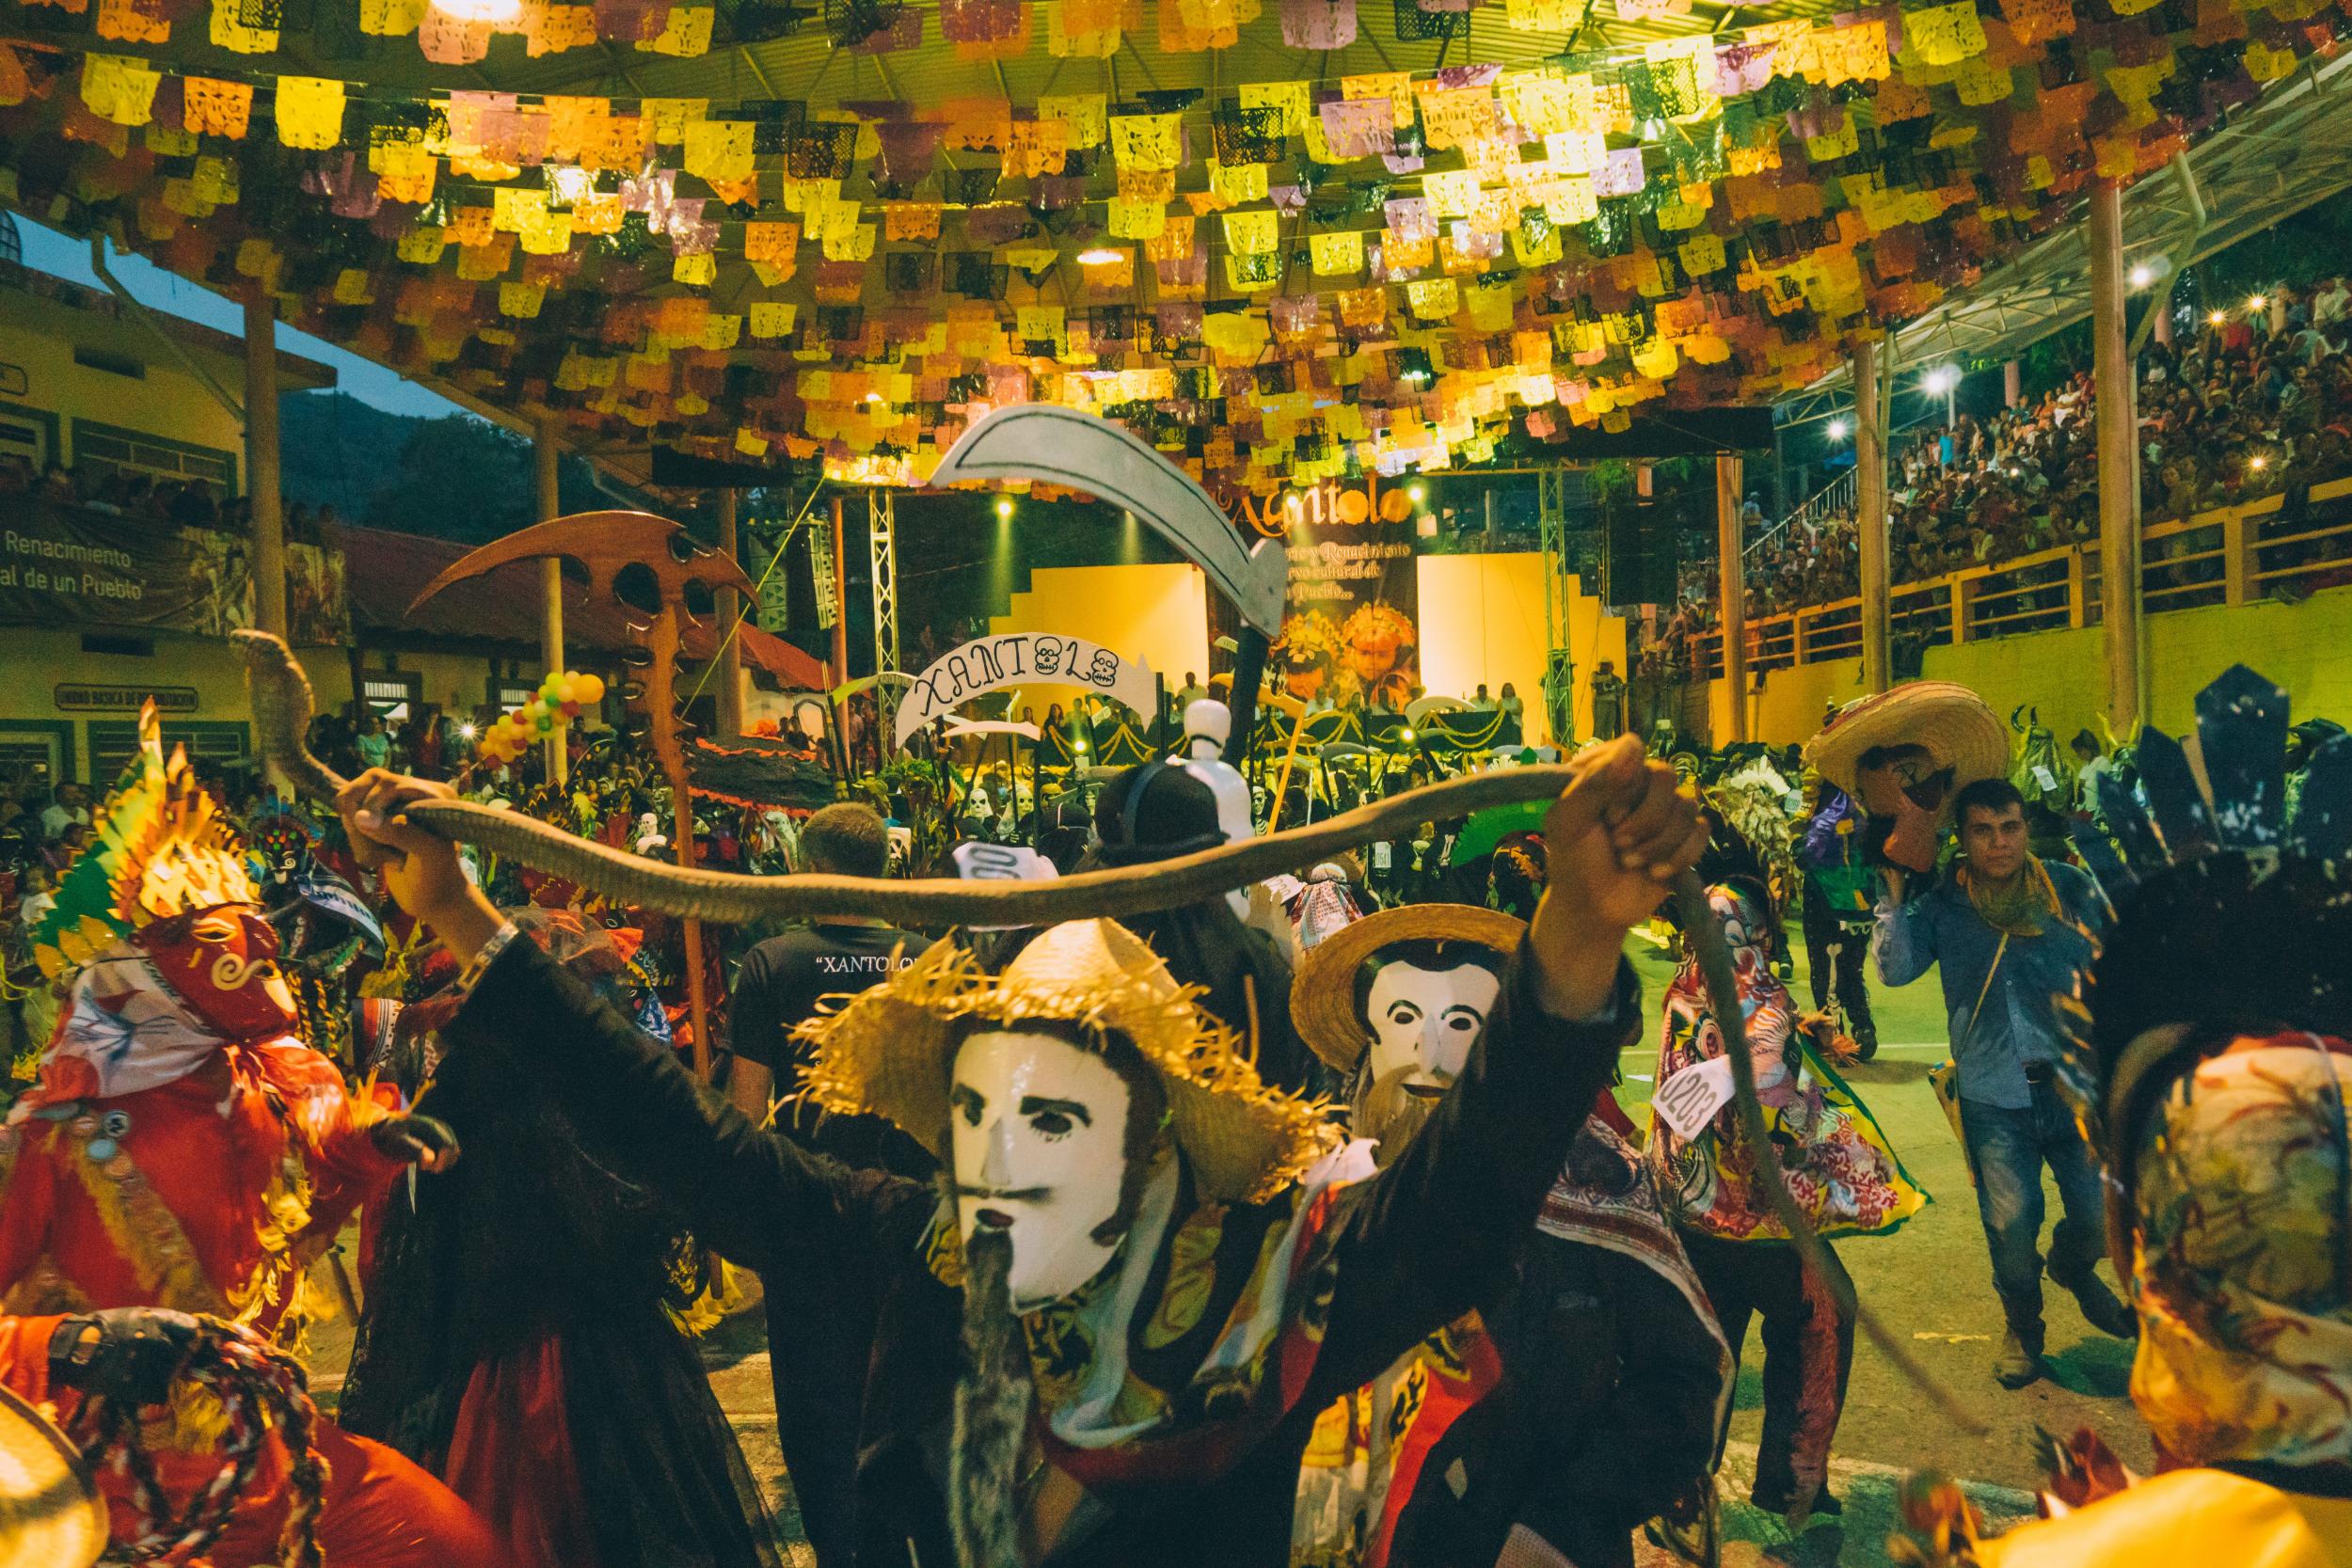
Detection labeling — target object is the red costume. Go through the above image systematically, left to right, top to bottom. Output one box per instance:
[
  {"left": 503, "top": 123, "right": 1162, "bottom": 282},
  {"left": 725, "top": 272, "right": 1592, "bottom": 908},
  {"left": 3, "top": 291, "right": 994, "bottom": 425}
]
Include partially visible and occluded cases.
[{"left": 13, "top": 717, "right": 503, "bottom": 1568}]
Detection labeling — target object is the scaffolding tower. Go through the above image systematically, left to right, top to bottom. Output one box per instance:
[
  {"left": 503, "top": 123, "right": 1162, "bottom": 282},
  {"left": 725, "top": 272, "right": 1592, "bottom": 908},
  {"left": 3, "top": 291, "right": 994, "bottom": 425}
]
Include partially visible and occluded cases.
[
  {"left": 1538, "top": 466, "right": 1576, "bottom": 746},
  {"left": 867, "top": 487, "right": 901, "bottom": 736}
]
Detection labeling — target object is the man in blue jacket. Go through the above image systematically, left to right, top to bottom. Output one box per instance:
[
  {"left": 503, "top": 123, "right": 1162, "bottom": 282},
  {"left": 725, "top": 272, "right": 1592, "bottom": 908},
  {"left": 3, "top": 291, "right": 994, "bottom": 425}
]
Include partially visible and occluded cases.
[{"left": 1873, "top": 777, "right": 2136, "bottom": 1387}]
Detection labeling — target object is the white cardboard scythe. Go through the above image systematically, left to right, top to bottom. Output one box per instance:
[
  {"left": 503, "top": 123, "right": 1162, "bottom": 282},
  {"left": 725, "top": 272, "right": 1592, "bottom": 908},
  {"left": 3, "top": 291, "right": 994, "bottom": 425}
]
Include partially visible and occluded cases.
[{"left": 930, "top": 406, "right": 1284, "bottom": 763}]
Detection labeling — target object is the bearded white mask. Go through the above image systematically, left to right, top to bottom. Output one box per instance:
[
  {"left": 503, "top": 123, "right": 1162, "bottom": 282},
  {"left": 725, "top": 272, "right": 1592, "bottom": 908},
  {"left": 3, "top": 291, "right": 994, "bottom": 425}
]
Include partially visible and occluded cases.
[
  {"left": 1364, "top": 960, "right": 1502, "bottom": 1100},
  {"left": 950, "top": 1028, "right": 1137, "bottom": 1311}
]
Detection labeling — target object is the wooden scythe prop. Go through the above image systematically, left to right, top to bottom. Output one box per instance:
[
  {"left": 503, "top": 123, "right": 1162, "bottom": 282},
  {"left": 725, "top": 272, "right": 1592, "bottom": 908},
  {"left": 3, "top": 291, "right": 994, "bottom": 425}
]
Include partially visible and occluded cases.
[
  {"left": 928, "top": 406, "right": 1286, "bottom": 765},
  {"left": 405, "top": 510, "right": 755, "bottom": 1080}
]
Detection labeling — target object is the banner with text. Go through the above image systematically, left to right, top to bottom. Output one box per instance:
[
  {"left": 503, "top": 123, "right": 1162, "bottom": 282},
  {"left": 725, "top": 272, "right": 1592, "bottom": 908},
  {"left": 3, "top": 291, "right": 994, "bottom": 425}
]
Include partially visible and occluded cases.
[
  {"left": 1259, "top": 484, "right": 1421, "bottom": 708},
  {"left": 0, "top": 500, "right": 347, "bottom": 644},
  {"left": 895, "top": 631, "right": 1157, "bottom": 749}
]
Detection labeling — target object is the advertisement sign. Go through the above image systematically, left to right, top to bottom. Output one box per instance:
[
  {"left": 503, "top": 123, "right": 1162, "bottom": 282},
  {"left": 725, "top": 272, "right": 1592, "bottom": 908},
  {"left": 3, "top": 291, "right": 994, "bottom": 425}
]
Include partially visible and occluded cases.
[
  {"left": 1242, "top": 482, "right": 1422, "bottom": 708},
  {"left": 0, "top": 500, "right": 347, "bottom": 643}
]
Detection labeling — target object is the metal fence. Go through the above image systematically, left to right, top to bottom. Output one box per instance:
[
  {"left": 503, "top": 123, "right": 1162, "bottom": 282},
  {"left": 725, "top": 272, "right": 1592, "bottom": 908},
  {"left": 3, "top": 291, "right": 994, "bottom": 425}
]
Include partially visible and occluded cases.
[{"left": 1694, "top": 476, "right": 2352, "bottom": 677}]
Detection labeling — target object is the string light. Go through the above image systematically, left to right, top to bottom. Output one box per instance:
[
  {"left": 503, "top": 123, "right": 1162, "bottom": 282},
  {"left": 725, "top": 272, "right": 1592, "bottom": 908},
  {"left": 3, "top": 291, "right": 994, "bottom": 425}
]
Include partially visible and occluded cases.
[
  {"left": 428, "top": 0, "right": 522, "bottom": 23},
  {"left": 2128, "top": 264, "right": 2153, "bottom": 289},
  {"left": 1827, "top": 418, "right": 1850, "bottom": 441}
]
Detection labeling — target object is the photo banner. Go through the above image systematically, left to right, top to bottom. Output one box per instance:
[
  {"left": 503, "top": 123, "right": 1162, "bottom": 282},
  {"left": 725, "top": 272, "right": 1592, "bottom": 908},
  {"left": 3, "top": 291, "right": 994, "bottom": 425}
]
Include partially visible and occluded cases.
[
  {"left": 1258, "top": 483, "right": 1421, "bottom": 707},
  {"left": 0, "top": 499, "right": 348, "bottom": 643}
]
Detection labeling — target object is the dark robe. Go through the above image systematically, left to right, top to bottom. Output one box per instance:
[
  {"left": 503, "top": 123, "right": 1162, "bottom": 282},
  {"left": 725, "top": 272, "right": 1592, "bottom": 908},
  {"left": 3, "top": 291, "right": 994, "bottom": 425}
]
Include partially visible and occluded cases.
[
  {"left": 449, "top": 934, "right": 1637, "bottom": 1568},
  {"left": 338, "top": 1028, "right": 781, "bottom": 1568}
]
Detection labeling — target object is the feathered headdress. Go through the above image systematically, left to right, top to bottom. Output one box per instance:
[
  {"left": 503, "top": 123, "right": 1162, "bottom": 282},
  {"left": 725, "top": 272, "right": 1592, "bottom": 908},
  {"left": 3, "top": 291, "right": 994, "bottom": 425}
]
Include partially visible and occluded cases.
[
  {"left": 2055, "top": 666, "right": 2352, "bottom": 1178},
  {"left": 30, "top": 702, "right": 257, "bottom": 983}
]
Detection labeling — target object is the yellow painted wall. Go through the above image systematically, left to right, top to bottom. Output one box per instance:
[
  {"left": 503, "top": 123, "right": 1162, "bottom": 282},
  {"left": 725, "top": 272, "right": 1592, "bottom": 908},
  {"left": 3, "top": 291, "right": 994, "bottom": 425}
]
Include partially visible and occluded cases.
[
  {"left": 0, "top": 284, "right": 291, "bottom": 491},
  {"left": 1415, "top": 552, "right": 1629, "bottom": 747},
  {"left": 988, "top": 563, "right": 1211, "bottom": 712},
  {"left": 1708, "top": 586, "right": 2352, "bottom": 749},
  {"left": 0, "top": 626, "right": 542, "bottom": 781}
]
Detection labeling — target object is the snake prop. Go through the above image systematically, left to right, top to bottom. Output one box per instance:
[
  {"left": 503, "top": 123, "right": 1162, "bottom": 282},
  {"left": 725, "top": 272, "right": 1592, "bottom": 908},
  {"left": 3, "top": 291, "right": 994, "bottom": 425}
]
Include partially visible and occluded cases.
[
  {"left": 235, "top": 629, "right": 1974, "bottom": 1449},
  {"left": 238, "top": 630, "right": 1594, "bottom": 927}
]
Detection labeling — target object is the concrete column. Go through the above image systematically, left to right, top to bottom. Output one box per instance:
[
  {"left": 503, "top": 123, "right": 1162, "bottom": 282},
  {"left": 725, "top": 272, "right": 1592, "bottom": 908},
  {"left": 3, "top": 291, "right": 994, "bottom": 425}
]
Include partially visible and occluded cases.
[
  {"left": 2089, "top": 181, "right": 2144, "bottom": 735},
  {"left": 242, "top": 291, "right": 286, "bottom": 640},
  {"left": 2153, "top": 297, "right": 2173, "bottom": 347},
  {"left": 1854, "top": 339, "right": 1892, "bottom": 694},
  {"left": 2003, "top": 359, "right": 2022, "bottom": 407},
  {"left": 534, "top": 423, "right": 566, "bottom": 785},
  {"left": 1716, "top": 453, "right": 1747, "bottom": 744},
  {"left": 715, "top": 489, "right": 745, "bottom": 738}
]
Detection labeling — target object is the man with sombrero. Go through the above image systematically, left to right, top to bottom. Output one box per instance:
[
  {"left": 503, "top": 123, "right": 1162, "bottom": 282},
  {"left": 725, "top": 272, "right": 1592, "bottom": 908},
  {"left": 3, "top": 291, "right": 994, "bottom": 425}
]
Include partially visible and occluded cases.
[
  {"left": 1810, "top": 683, "right": 2136, "bottom": 1389},
  {"left": 328, "top": 732, "right": 1706, "bottom": 1568},
  {"left": 1287, "top": 902, "right": 1732, "bottom": 1568}
]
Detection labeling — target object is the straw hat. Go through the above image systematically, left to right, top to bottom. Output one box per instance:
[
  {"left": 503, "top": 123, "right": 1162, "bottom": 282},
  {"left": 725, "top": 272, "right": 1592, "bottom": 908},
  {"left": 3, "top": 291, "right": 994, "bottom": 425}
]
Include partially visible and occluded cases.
[
  {"left": 1803, "top": 682, "right": 2008, "bottom": 800},
  {"left": 1291, "top": 904, "right": 1526, "bottom": 1072},
  {"left": 794, "top": 921, "right": 1329, "bottom": 1205},
  {"left": 0, "top": 1384, "right": 104, "bottom": 1568}
]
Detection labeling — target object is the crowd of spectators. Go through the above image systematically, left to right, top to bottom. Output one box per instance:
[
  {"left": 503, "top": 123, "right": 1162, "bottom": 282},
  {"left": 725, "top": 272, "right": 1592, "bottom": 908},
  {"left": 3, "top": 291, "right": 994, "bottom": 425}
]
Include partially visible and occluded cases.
[
  {"left": 1648, "top": 276, "right": 2352, "bottom": 681},
  {"left": 0, "top": 454, "right": 344, "bottom": 545}
]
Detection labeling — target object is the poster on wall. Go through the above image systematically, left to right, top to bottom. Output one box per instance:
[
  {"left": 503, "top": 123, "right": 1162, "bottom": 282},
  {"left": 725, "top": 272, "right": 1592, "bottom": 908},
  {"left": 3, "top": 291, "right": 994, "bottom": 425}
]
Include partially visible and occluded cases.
[
  {"left": 1248, "top": 483, "right": 1421, "bottom": 708},
  {"left": 1, "top": 499, "right": 348, "bottom": 644}
]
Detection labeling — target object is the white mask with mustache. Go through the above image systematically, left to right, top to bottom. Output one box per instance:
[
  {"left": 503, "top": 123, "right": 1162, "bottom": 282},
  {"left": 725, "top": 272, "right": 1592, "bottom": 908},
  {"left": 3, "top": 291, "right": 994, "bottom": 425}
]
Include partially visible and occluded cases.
[
  {"left": 1364, "top": 961, "right": 1502, "bottom": 1101},
  {"left": 950, "top": 1029, "right": 1133, "bottom": 1311}
]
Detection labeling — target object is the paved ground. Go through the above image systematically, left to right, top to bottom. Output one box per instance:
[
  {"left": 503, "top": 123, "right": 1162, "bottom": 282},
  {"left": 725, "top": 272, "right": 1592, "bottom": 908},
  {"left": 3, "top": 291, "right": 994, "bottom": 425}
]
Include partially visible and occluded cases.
[{"left": 304, "top": 939, "right": 2137, "bottom": 1567}]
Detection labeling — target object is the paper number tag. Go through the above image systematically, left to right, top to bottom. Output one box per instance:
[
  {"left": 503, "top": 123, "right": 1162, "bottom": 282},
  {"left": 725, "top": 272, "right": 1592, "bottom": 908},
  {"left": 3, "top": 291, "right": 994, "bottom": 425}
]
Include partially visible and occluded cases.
[
  {"left": 2030, "top": 765, "right": 2059, "bottom": 792},
  {"left": 1373, "top": 842, "right": 1393, "bottom": 870},
  {"left": 1652, "top": 1053, "right": 1738, "bottom": 1140}
]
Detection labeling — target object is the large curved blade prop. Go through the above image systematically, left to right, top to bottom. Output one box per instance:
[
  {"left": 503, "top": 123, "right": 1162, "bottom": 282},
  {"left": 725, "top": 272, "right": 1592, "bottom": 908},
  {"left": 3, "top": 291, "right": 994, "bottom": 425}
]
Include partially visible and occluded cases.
[
  {"left": 931, "top": 406, "right": 1285, "bottom": 638},
  {"left": 240, "top": 630, "right": 1572, "bottom": 927}
]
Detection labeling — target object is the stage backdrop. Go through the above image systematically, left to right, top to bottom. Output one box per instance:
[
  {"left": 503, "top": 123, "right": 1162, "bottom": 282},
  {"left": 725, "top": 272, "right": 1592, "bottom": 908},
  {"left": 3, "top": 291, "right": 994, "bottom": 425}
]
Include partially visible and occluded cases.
[
  {"left": 1263, "top": 486, "right": 1421, "bottom": 710},
  {"left": 1416, "top": 553, "right": 1629, "bottom": 749},
  {"left": 987, "top": 562, "right": 1210, "bottom": 716}
]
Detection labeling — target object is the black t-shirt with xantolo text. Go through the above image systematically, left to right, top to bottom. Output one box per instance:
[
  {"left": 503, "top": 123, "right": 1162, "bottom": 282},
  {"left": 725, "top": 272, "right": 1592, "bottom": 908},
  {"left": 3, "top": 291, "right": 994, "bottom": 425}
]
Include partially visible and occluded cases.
[{"left": 729, "top": 922, "right": 935, "bottom": 1179}]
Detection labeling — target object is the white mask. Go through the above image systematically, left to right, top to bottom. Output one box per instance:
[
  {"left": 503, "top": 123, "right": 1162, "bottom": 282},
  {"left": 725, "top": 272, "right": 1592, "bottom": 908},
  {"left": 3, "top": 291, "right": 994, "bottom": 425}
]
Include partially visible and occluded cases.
[
  {"left": 1364, "top": 962, "right": 1502, "bottom": 1100},
  {"left": 950, "top": 1029, "right": 1135, "bottom": 1311}
]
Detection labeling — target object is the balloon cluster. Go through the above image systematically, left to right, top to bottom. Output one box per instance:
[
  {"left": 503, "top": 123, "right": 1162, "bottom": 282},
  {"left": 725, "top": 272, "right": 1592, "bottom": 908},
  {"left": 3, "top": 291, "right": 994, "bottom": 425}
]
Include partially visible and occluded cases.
[{"left": 475, "top": 670, "right": 607, "bottom": 768}]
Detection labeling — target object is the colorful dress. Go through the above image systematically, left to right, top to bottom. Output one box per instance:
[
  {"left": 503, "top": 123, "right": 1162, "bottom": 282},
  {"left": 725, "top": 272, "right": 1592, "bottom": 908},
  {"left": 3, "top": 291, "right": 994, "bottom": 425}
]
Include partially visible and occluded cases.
[
  {"left": 1645, "top": 881, "right": 1923, "bottom": 1517},
  {"left": 1648, "top": 883, "right": 1924, "bottom": 1243}
]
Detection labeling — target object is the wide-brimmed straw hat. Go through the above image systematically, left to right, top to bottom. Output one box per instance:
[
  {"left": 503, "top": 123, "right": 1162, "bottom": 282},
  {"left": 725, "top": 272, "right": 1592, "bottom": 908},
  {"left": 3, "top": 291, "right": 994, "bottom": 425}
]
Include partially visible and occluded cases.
[
  {"left": 1803, "top": 682, "right": 2008, "bottom": 800},
  {"left": 1290, "top": 904, "right": 1526, "bottom": 1073},
  {"left": 794, "top": 920, "right": 1329, "bottom": 1205},
  {"left": 0, "top": 1383, "right": 103, "bottom": 1568}
]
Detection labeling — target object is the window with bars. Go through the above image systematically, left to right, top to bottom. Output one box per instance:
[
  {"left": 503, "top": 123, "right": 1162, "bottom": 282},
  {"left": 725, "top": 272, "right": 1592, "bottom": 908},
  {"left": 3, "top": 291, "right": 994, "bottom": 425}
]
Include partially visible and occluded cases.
[
  {"left": 0, "top": 412, "right": 44, "bottom": 467},
  {"left": 72, "top": 424, "right": 235, "bottom": 488},
  {"left": 361, "top": 674, "right": 423, "bottom": 721},
  {"left": 86, "top": 721, "right": 248, "bottom": 781},
  {"left": 0, "top": 730, "right": 63, "bottom": 785}
]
